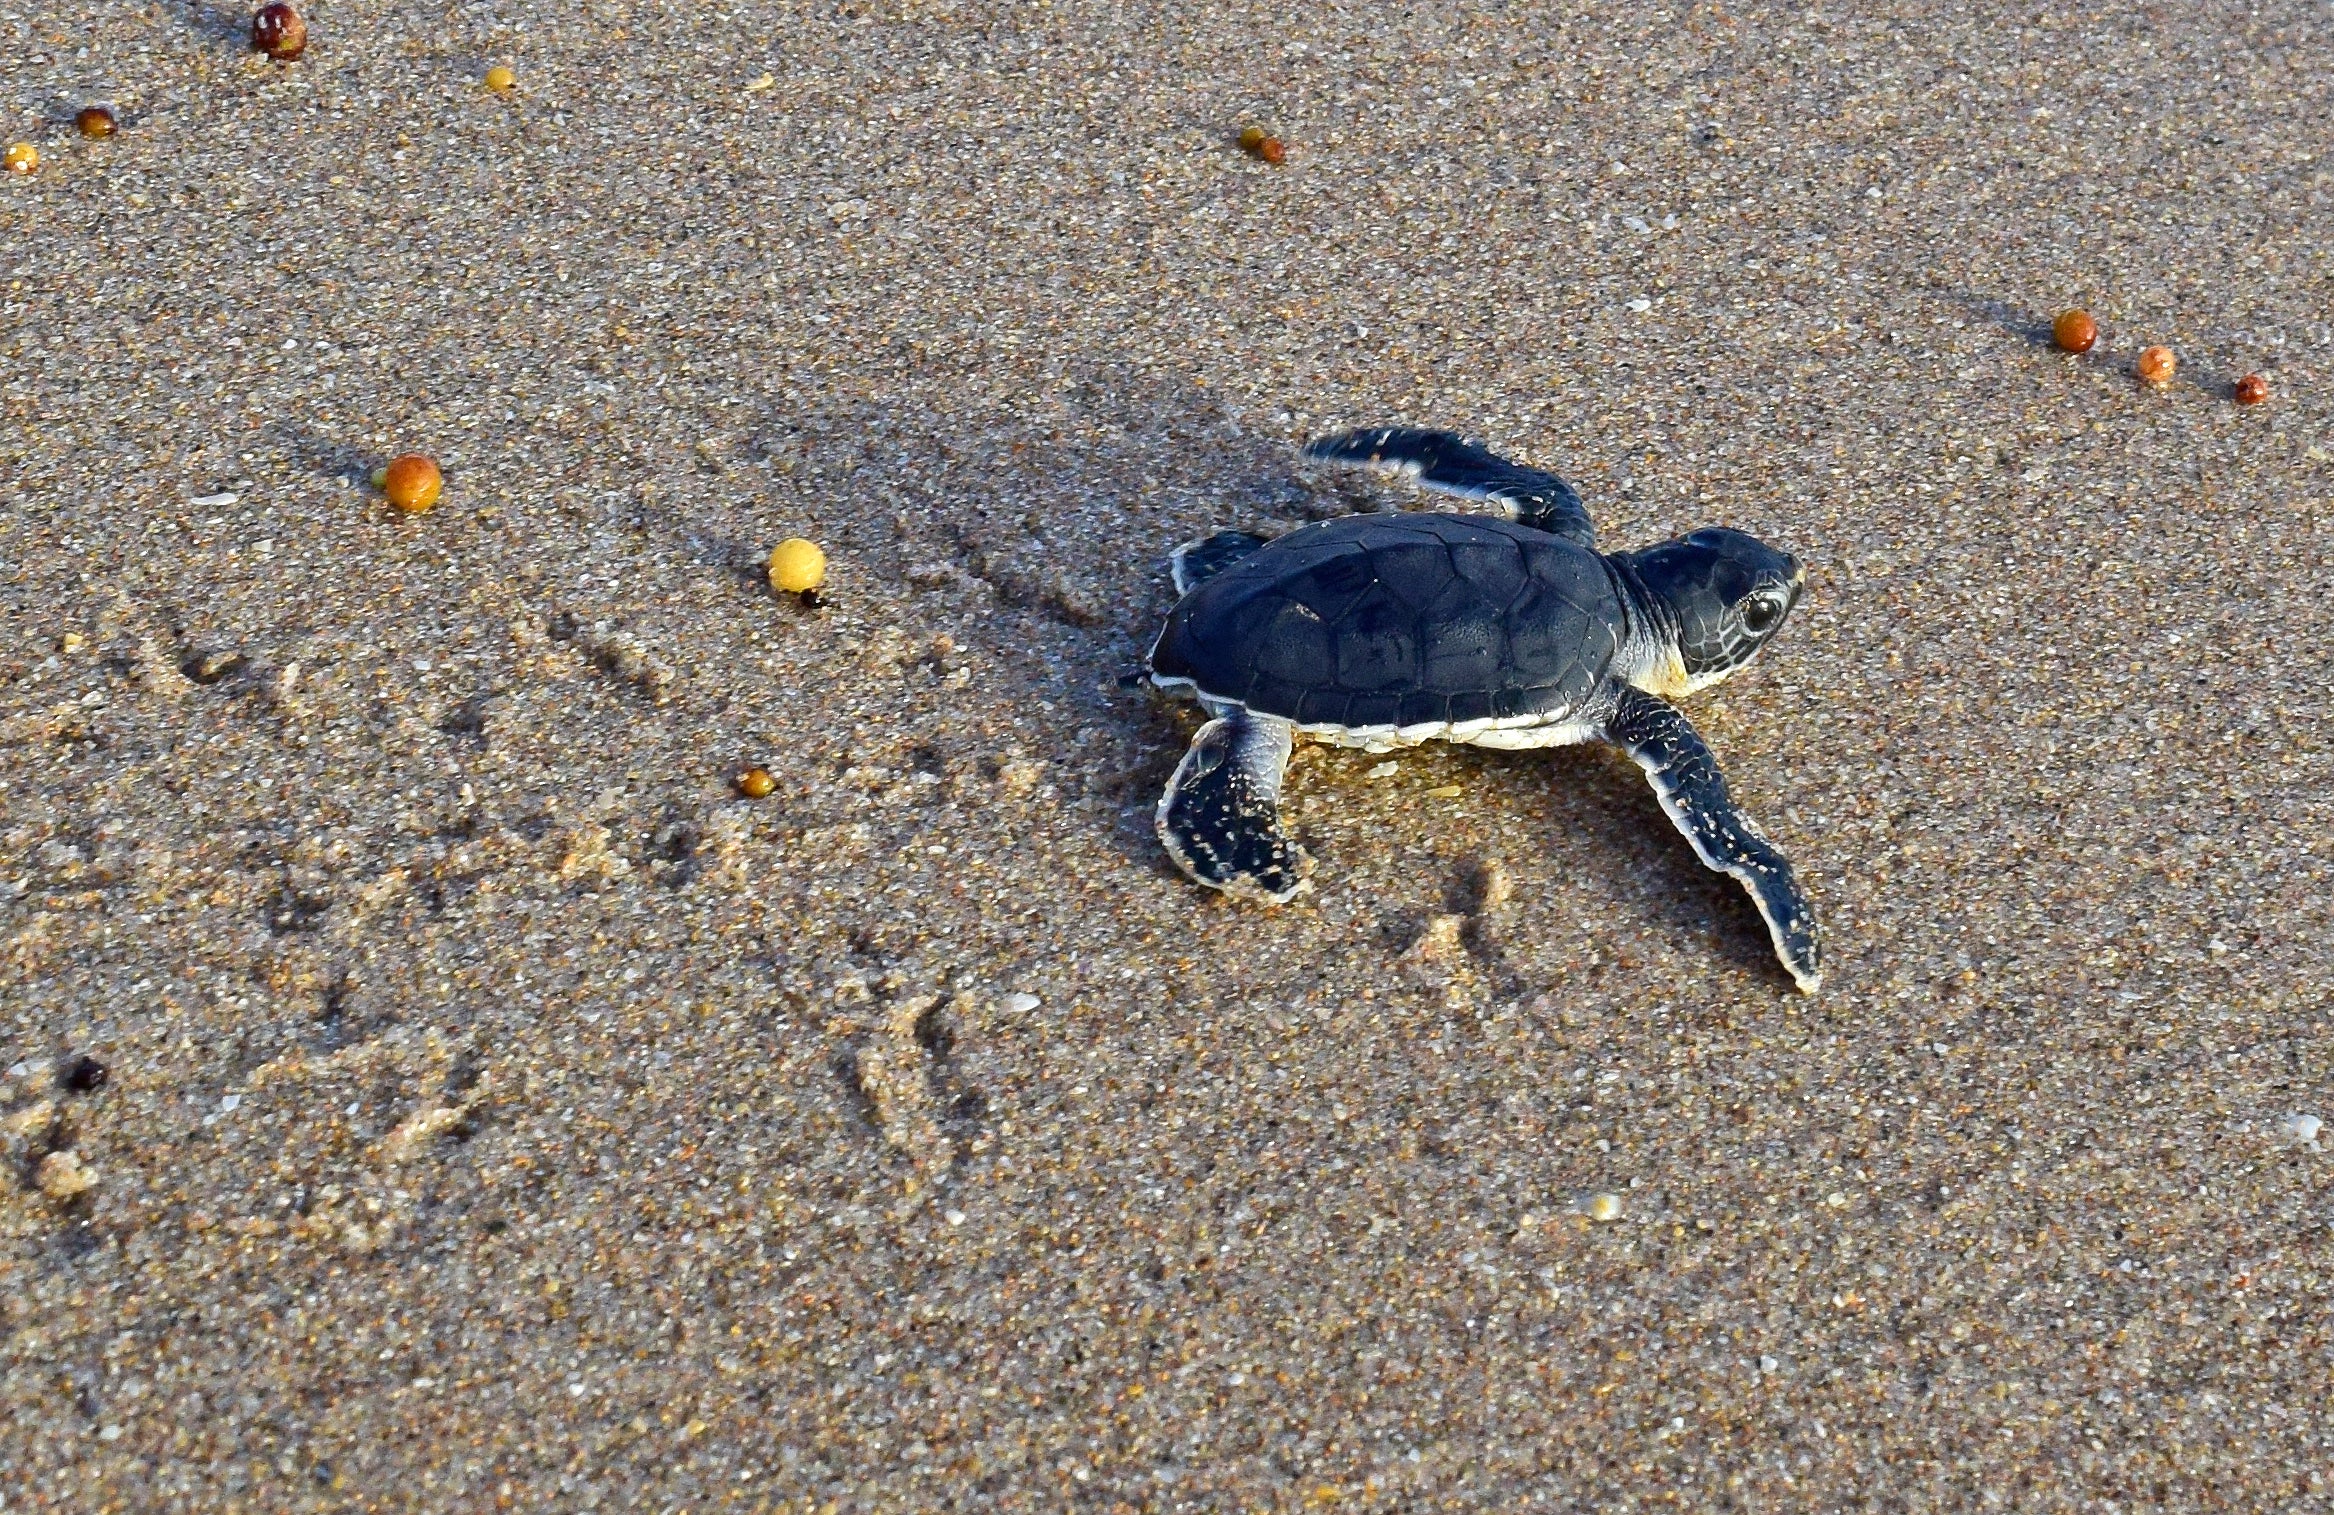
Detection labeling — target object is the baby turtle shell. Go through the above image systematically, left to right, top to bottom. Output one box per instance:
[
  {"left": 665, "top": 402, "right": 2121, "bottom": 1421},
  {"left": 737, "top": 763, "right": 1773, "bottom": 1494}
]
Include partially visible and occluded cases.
[{"left": 1151, "top": 514, "right": 1625, "bottom": 739}]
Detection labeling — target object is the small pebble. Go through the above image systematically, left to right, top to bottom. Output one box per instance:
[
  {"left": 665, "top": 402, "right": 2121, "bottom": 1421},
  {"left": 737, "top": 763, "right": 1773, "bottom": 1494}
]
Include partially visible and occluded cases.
[
  {"left": 251, "top": 2, "right": 307, "bottom": 60},
  {"left": 484, "top": 65, "right": 517, "bottom": 94},
  {"left": 76, "top": 106, "right": 118, "bottom": 140},
  {"left": 3, "top": 142, "right": 36, "bottom": 175},
  {"left": 2051, "top": 309, "right": 2097, "bottom": 354},
  {"left": 2136, "top": 345, "right": 2176, "bottom": 387},
  {"left": 2233, "top": 373, "right": 2268, "bottom": 406},
  {"left": 377, "top": 454, "right": 443, "bottom": 513},
  {"left": 768, "top": 537, "right": 827, "bottom": 595},
  {"left": 1366, "top": 761, "right": 1400, "bottom": 779},
  {"left": 735, "top": 767, "right": 776, "bottom": 799},
  {"left": 1404, "top": 913, "right": 1467, "bottom": 963},
  {"left": 1002, "top": 992, "right": 1042, "bottom": 1015},
  {"left": 2, "top": 1099, "right": 53, "bottom": 1136},
  {"left": 2279, "top": 1112, "right": 2322, "bottom": 1146},
  {"left": 35, "top": 1150, "right": 96, "bottom": 1199},
  {"left": 1584, "top": 1192, "right": 1623, "bottom": 1222}
]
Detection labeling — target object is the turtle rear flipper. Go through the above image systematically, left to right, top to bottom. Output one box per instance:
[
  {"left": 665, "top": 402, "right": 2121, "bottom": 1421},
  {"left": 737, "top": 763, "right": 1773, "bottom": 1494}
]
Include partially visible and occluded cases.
[
  {"left": 1302, "top": 427, "right": 1596, "bottom": 549},
  {"left": 1170, "top": 530, "right": 1271, "bottom": 595},
  {"left": 1603, "top": 685, "right": 1822, "bottom": 994},
  {"left": 1157, "top": 711, "right": 1311, "bottom": 902}
]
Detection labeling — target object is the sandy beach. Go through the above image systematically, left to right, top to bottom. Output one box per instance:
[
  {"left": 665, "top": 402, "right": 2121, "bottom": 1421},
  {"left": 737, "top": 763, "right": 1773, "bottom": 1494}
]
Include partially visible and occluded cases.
[{"left": 3, "top": 0, "right": 2330, "bottom": 1508}]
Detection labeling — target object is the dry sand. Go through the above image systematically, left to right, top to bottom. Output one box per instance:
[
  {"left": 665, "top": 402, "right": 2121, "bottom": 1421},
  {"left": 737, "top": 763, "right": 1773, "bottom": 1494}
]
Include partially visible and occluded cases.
[{"left": 4, "top": 0, "right": 2331, "bottom": 1509}]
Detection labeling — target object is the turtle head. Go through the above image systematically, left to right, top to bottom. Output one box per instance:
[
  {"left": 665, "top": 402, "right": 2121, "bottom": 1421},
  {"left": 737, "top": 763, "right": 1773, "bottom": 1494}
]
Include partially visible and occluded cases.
[{"left": 1619, "top": 528, "right": 1804, "bottom": 694}]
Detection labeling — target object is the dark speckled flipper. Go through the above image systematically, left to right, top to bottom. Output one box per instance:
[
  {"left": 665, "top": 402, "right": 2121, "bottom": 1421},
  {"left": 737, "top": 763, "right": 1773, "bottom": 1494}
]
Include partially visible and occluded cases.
[
  {"left": 1302, "top": 427, "right": 1596, "bottom": 550},
  {"left": 1170, "top": 530, "right": 1270, "bottom": 595},
  {"left": 1603, "top": 685, "right": 1822, "bottom": 994},
  {"left": 1156, "top": 711, "right": 1310, "bottom": 902}
]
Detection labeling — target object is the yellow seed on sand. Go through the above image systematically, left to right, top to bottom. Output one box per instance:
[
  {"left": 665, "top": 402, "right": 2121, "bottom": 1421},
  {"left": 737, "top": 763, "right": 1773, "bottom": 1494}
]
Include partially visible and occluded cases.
[
  {"left": 484, "top": 65, "right": 516, "bottom": 94},
  {"left": 3, "top": 142, "right": 37, "bottom": 175},
  {"left": 768, "top": 537, "right": 827, "bottom": 594},
  {"left": 736, "top": 767, "right": 776, "bottom": 799},
  {"left": 1584, "top": 1192, "right": 1624, "bottom": 1223}
]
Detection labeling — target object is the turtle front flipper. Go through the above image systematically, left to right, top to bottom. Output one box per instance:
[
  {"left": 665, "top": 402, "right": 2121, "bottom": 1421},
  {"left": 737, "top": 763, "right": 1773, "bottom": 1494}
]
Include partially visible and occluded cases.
[
  {"left": 1602, "top": 686, "right": 1822, "bottom": 994},
  {"left": 1156, "top": 711, "right": 1311, "bottom": 902}
]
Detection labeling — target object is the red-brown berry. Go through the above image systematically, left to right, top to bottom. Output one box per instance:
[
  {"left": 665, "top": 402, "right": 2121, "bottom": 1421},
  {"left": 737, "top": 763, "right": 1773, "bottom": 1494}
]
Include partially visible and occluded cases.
[
  {"left": 252, "top": 3, "right": 307, "bottom": 61},
  {"left": 76, "top": 106, "right": 118, "bottom": 140},
  {"left": 2051, "top": 309, "right": 2096, "bottom": 355},
  {"left": 2136, "top": 346, "right": 2176, "bottom": 387},
  {"left": 2234, "top": 373, "right": 2268, "bottom": 406}
]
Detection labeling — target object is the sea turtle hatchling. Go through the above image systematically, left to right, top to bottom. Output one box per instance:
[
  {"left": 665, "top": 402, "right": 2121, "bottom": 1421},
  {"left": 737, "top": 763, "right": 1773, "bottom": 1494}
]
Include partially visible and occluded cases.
[{"left": 1147, "top": 426, "right": 1822, "bottom": 993}]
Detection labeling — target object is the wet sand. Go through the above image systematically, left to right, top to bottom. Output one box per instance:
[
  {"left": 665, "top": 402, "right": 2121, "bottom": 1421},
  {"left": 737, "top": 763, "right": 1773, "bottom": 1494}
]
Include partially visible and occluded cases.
[{"left": 3, "top": 0, "right": 2330, "bottom": 1508}]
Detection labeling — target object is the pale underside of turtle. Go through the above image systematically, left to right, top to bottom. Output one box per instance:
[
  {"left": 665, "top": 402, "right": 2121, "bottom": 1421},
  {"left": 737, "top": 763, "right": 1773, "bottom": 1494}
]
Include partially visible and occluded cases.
[{"left": 1147, "top": 427, "right": 1823, "bottom": 994}]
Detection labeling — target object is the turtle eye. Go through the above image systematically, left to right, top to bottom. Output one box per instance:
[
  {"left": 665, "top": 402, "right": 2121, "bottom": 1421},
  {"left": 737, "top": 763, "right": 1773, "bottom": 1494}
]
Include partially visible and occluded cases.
[{"left": 1740, "top": 593, "right": 1785, "bottom": 635}]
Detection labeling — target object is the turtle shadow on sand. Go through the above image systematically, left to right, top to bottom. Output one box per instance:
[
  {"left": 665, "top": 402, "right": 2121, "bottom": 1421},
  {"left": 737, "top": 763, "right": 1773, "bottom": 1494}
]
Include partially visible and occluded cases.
[
  {"left": 1106, "top": 655, "right": 1800, "bottom": 995},
  {"left": 1312, "top": 740, "right": 1794, "bottom": 992},
  {"left": 1493, "top": 743, "right": 1793, "bottom": 984}
]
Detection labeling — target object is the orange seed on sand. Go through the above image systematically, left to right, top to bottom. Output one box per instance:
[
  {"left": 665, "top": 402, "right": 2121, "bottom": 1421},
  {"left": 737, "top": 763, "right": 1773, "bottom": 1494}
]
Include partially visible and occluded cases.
[
  {"left": 485, "top": 65, "right": 516, "bottom": 94},
  {"left": 77, "top": 106, "right": 118, "bottom": 140},
  {"left": 1238, "top": 125, "right": 1286, "bottom": 163},
  {"left": 2, "top": 143, "right": 36, "bottom": 175},
  {"left": 2052, "top": 309, "right": 2096, "bottom": 355},
  {"left": 2136, "top": 346, "right": 2176, "bottom": 387},
  {"left": 2234, "top": 373, "right": 2268, "bottom": 406},
  {"left": 380, "top": 454, "right": 444, "bottom": 513},
  {"left": 736, "top": 768, "right": 776, "bottom": 799}
]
